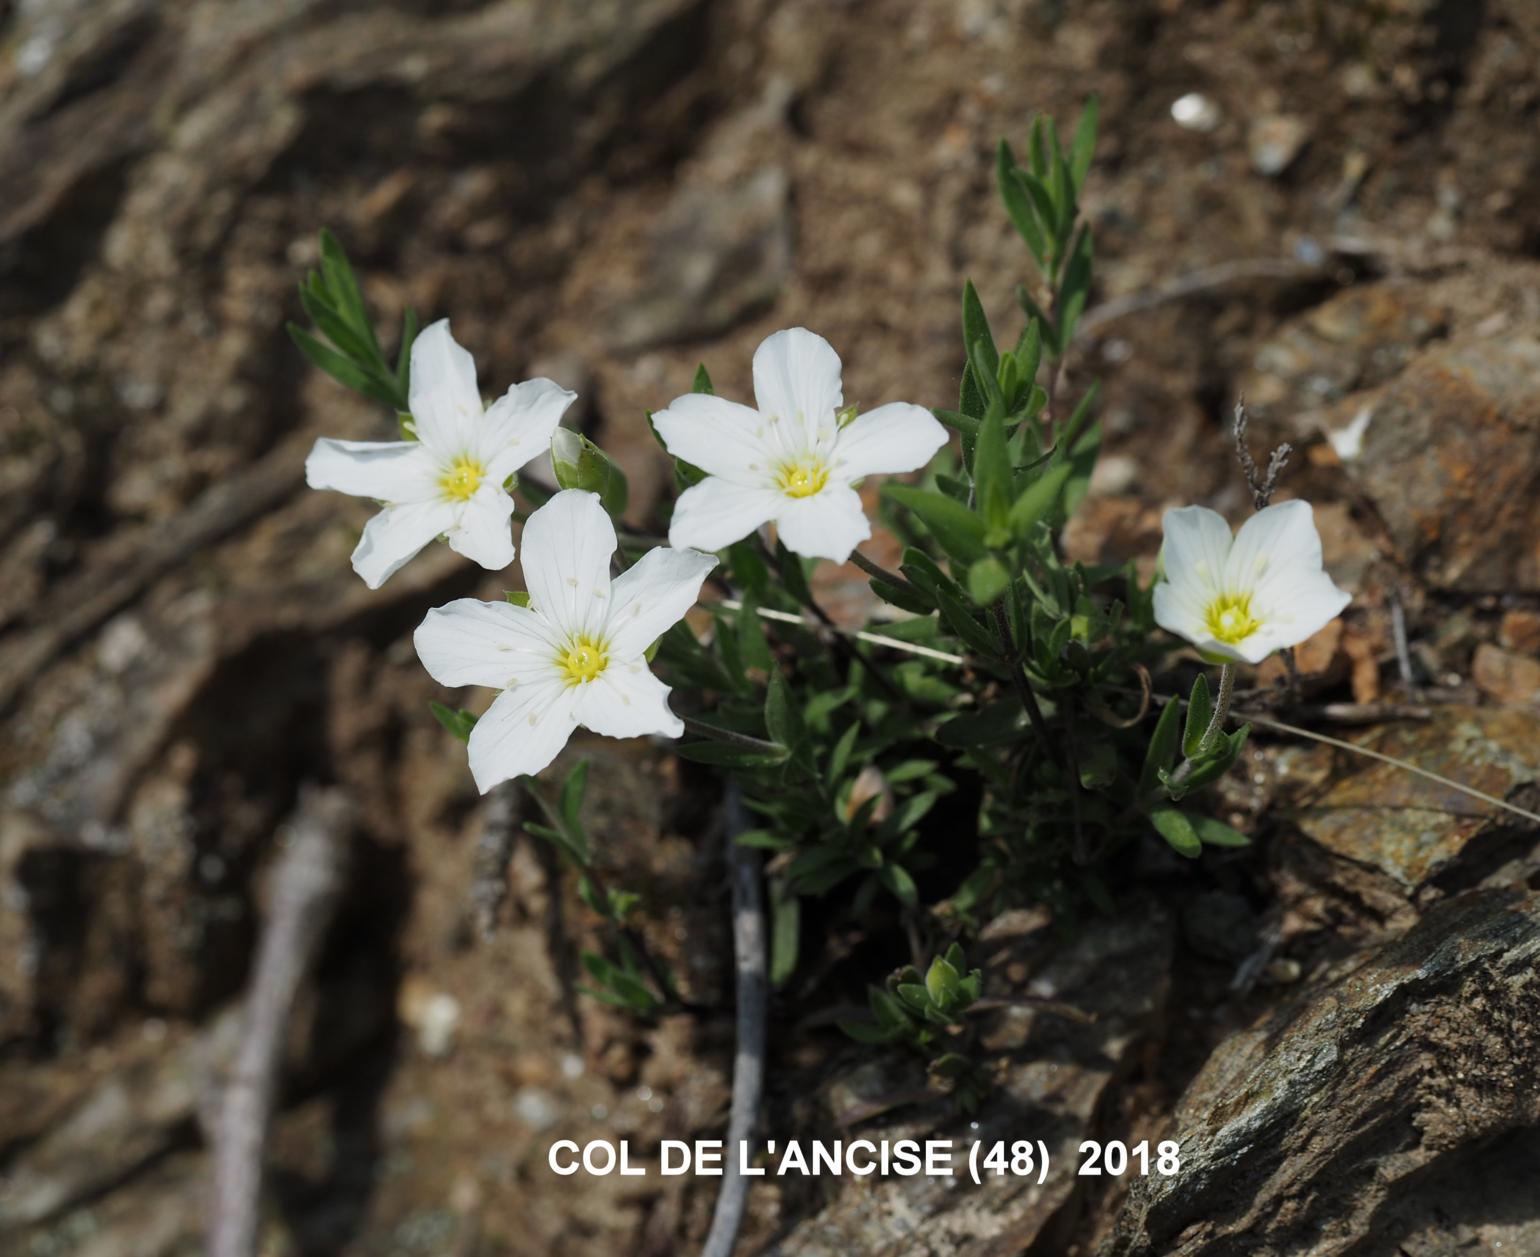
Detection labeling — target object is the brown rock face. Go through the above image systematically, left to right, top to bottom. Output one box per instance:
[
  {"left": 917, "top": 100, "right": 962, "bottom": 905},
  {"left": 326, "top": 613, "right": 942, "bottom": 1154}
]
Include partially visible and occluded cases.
[
  {"left": 1319, "top": 339, "right": 1540, "bottom": 592},
  {"left": 1292, "top": 706, "right": 1538, "bottom": 891},
  {"left": 1105, "top": 888, "right": 1540, "bottom": 1257}
]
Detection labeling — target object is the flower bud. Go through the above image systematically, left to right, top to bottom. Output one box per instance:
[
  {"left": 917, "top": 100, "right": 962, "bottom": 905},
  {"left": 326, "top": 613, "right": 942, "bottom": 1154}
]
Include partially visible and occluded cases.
[{"left": 550, "top": 428, "right": 629, "bottom": 517}]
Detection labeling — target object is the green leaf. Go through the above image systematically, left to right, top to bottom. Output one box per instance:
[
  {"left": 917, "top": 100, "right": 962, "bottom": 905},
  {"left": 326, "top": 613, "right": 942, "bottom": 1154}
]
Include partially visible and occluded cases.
[
  {"left": 1070, "top": 94, "right": 1099, "bottom": 191},
  {"left": 996, "top": 141, "right": 1047, "bottom": 264},
  {"left": 1058, "top": 226, "right": 1094, "bottom": 350},
  {"left": 318, "top": 228, "right": 378, "bottom": 353},
  {"left": 962, "top": 281, "right": 998, "bottom": 379},
  {"left": 298, "top": 284, "right": 377, "bottom": 369},
  {"left": 1014, "top": 286, "right": 1061, "bottom": 358},
  {"left": 395, "top": 306, "right": 418, "bottom": 398},
  {"left": 287, "top": 323, "right": 401, "bottom": 407},
  {"left": 692, "top": 364, "right": 714, "bottom": 394},
  {"left": 972, "top": 408, "right": 1011, "bottom": 534},
  {"left": 1063, "top": 421, "right": 1101, "bottom": 517},
  {"left": 1007, "top": 461, "right": 1072, "bottom": 539},
  {"left": 885, "top": 485, "right": 986, "bottom": 566},
  {"left": 967, "top": 555, "right": 1011, "bottom": 606},
  {"left": 934, "top": 583, "right": 999, "bottom": 655},
  {"left": 735, "top": 591, "right": 773, "bottom": 674},
  {"left": 764, "top": 671, "right": 803, "bottom": 751},
  {"left": 1183, "top": 674, "right": 1214, "bottom": 758},
  {"left": 1139, "top": 699, "right": 1182, "bottom": 795},
  {"left": 429, "top": 702, "right": 477, "bottom": 743},
  {"left": 676, "top": 739, "right": 791, "bottom": 769},
  {"left": 560, "top": 761, "right": 589, "bottom": 839},
  {"left": 1150, "top": 806, "right": 1202, "bottom": 858},
  {"left": 1193, "top": 815, "right": 1250, "bottom": 847},
  {"left": 879, "top": 863, "right": 918, "bottom": 908},
  {"left": 770, "top": 880, "right": 800, "bottom": 986},
  {"left": 925, "top": 954, "right": 960, "bottom": 1004},
  {"left": 840, "top": 1018, "right": 900, "bottom": 1045}
]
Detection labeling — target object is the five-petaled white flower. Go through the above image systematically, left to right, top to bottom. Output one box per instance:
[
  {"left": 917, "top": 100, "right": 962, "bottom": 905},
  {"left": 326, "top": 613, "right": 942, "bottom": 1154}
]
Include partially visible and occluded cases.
[
  {"left": 306, "top": 319, "right": 575, "bottom": 588},
  {"left": 652, "top": 327, "right": 948, "bottom": 563},
  {"left": 414, "top": 489, "right": 716, "bottom": 792},
  {"left": 1153, "top": 500, "right": 1350, "bottom": 664}
]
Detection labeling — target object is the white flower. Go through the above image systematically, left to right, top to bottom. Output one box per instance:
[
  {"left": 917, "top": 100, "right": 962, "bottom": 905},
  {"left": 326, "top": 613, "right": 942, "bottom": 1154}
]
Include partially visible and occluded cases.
[
  {"left": 306, "top": 319, "right": 575, "bottom": 588},
  {"left": 653, "top": 327, "right": 948, "bottom": 563},
  {"left": 414, "top": 489, "right": 716, "bottom": 792},
  {"left": 1153, "top": 500, "right": 1351, "bottom": 664}
]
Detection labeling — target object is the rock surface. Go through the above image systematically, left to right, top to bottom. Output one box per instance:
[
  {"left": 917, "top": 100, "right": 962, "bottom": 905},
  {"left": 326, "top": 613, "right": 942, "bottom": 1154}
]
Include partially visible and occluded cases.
[
  {"left": 1320, "top": 338, "right": 1540, "bottom": 592},
  {"left": 1293, "top": 706, "right": 1538, "bottom": 891},
  {"left": 1105, "top": 887, "right": 1540, "bottom": 1257},
  {"left": 765, "top": 904, "right": 1173, "bottom": 1256}
]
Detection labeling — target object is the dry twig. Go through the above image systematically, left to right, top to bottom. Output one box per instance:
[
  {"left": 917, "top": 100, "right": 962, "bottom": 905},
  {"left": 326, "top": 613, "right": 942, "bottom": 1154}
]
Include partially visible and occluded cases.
[
  {"left": 209, "top": 786, "right": 351, "bottom": 1257},
  {"left": 701, "top": 786, "right": 766, "bottom": 1257}
]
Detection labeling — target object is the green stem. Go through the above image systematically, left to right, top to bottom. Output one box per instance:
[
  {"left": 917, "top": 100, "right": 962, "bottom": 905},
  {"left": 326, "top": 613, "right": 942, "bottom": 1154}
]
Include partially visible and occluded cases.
[
  {"left": 850, "top": 549, "right": 917, "bottom": 595},
  {"left": 1198, "top": 663, "right": 1236, "bottom": 755},
  {"left": 681, "top": 717, "right": 784, "bottom": 755}
]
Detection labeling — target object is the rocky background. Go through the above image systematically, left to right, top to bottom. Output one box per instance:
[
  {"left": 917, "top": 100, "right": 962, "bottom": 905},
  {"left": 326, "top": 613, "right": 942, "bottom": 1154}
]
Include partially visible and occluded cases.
[{"left": 3, "top": 1, "right": 1540, "bottom": 1254}]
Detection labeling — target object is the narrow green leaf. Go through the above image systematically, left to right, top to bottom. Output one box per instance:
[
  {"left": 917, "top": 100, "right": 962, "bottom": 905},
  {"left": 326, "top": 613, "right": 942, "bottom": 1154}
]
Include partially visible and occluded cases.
[
  {"left": 1070, "top": 94, "right": 1099, "bottom": 191},
  {"left": 996, "top": 141, "right": 1047, "bottom": 263},
  {"left": 962, "top": 280, "right": 998, "bottom": 379},
  {"left": 287, "top": 323, "right": 400, "bottom": 407},
  {"left": 692, "top": 364, "right": 714, "bottom": 394},
  {"left": 972, "top": 408, "right": 1011, "bottom": 532},
  {"left": 1007, "top": 461, "right": 1072, "bottom": 539},
  {"left": 885, "top": 485, "right": 986, "bottom": 566},
  {"left": 967, "top": 556, "right": 1011, "bottom": 606},
  {"left": 1183, "top": 674, "right": 1214, "bottom": 758},
  {"left": 1139, "top": 699, "right": 1182, "bottom": 795},
  {"left": 1150, "top": 806, "right": 1202, "bottom": 858},
  {"left": 1193, "top": 815, "right": 1250, "bottom": 847},
  {"left": 880, "top": 863, "right": 918, "bottom": 908},
  {"left": 770, "top": 880, "right": 800, "bottom": 986}
]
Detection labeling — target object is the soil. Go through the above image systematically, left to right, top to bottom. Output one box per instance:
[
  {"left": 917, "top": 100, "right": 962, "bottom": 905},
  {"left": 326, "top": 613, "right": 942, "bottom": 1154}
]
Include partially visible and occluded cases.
[{"left": 2, "top": 1, "right": 1540, "bottom": 1254}]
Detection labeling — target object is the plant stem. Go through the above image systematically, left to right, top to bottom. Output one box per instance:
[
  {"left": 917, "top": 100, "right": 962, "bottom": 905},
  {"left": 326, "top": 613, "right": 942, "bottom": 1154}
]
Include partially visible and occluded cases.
[
  {"left": 850, "top": 549, "right": 917, "bottom": 595},
  {"left": 988, "top": 601, "right": 1055, "bottom": 748},
  {"left": 1198, "top": 663, "right": 1236, "bottom": 755},
  {"left": 681, "top": 716, "right": 786, "bottom": 755}
]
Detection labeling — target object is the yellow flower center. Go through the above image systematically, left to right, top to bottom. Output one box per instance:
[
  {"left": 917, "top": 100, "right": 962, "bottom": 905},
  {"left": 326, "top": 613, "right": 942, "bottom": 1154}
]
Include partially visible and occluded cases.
[
  {"left": 439, "top": 455, "right": 485, "bottom": 502},
  {"left": 775, "top": 458, "right": 829, "bottom": 499},
  {"left": 1203, "top": 592, "right": 1262, "bottom": 645},
  {"left": 557, "top": 635, "right": 609, "bottom": 685}
]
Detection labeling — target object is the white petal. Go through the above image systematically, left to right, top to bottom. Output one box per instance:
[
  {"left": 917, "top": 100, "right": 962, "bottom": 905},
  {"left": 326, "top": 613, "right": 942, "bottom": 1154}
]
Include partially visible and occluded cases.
[
  {"left": 409, "top": 319, "right": 482, "bottom": 455},
  {"left": 752, "top": 327, "right": 843, "bottom": 448},
  {"left": 479, "top": 378, "right": 577, "bottom": 484},
  {"left": 652, "top": 392, "right": 774, "bottom": 485},
  {"left": 833, "top": 403, "right": 949, "bottom": 480},
  {"left": 305, "top": 438, "right": 437, "bottom": 503},
  {"left": 668, "top": 477, "right": 782, "bottom": 552},
  {"left": 774, "top": 483, "right": 871, "bottom": 563},
  {"left": 446, "top": 486, "right": 517, "bottom": 571},
  {"left": 520, "top": 489, "right": 615, "bottom": 637},
  {"left": 350, "top": 499, "right": 456, "bottom": 589},
  {"left": 1225, "top": 499, "right": 1321, "bottom": 594},
  {"left": 1159, "top": 506, "right": 1233, "bottom": 599},
  {"left": 604, "top": 545, "right": 717, "bottom": 659},
  {"left": 1253, "top": 570, "right": 1352, "bottom": 652},
  {"left": 1152, "top": 581, "right": 1209, "bottom": 647},
  {"left": 414, "top": 598, "right": 564, "bottom": 689},
  {"left": 574, "top": 661, "right": 683, "bottom": 740},
  {"left": 466, "top": 682, "right": 580, "bottom": 793}
]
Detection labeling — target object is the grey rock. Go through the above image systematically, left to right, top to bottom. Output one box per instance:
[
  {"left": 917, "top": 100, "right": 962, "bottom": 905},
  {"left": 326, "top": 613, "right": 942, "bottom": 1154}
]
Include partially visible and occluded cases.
[{"left": 1104, "top": 888, "right": 1540, "bottom": 1257}]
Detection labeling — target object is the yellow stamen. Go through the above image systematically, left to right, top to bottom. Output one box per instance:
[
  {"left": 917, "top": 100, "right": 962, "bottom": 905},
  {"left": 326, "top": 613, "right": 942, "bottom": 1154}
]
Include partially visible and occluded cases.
[
  {"left": 439, "top": 455, "right": 485, "bottom": 502},
  {"left": 775, "top": 459, "right": 829, "bottom": 499},
  {"left": 1203, "top": 592, "right": 1262, "bottom": 645},
  {"left": 557, "top": 635, "right": 609, "bottom": 685}
]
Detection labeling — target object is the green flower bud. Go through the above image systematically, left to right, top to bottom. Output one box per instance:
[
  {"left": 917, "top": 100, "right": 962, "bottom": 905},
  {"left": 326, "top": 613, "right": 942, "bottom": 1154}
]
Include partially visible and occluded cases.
[{"left": 550, "top": 428, "right": 629, "bottom": 517}]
